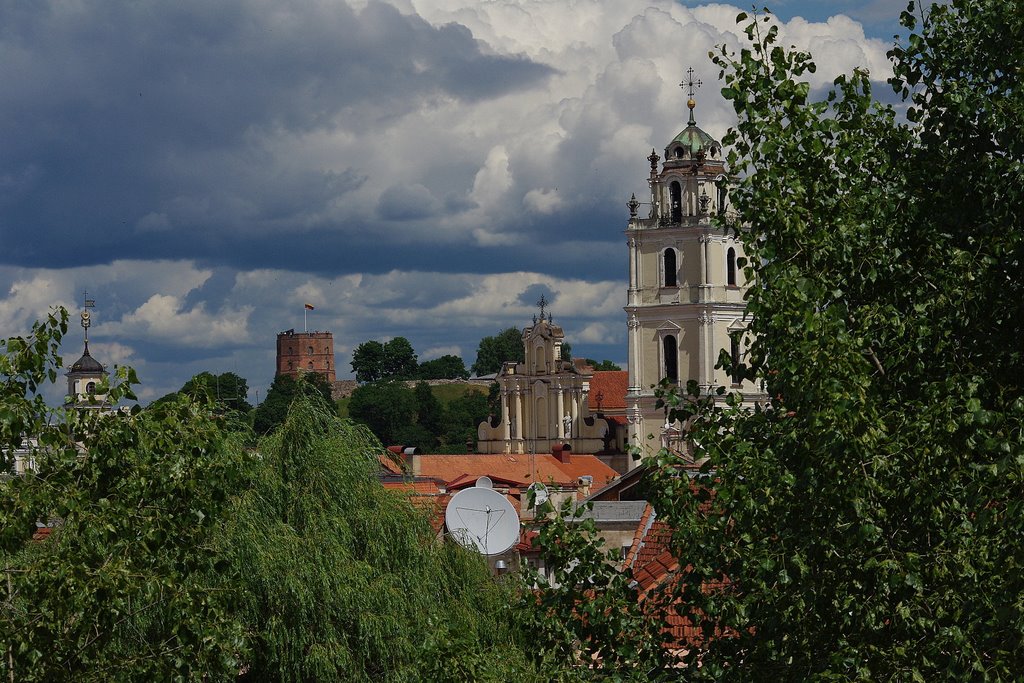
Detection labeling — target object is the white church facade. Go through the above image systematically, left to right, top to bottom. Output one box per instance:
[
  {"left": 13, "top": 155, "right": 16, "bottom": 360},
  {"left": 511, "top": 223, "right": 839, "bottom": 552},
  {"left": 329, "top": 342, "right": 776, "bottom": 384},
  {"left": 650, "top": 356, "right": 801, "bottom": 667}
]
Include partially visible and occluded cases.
[{"left": 476, "top": 301, "right": 615, "bottom": 459}]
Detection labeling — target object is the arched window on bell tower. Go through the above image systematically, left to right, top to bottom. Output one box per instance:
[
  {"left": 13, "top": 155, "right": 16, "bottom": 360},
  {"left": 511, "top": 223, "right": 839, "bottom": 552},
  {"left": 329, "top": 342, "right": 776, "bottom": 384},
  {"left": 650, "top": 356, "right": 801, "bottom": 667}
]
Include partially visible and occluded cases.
[
  {"left": 670, "top": 181, "right": 682, "bottom": 223},
  {"left": 727, "top": 247, "right": 737, "bottom": 286},
  {"left": 663, "top": 248, "right": 677, "bottom": 287},
  {"left": 663, "top": 335, "right": 678, "bottom": 384}
]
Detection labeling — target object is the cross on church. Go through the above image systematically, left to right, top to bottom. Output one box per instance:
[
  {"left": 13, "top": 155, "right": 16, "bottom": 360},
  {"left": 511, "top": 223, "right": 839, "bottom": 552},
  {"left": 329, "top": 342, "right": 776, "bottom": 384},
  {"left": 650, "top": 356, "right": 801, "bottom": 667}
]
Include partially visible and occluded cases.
[
  {"left": 680, "top": 67, "right": 702, "bottom": 99},
  {"left": 536, "top": 294, "right": 549, "bottom": 321}
]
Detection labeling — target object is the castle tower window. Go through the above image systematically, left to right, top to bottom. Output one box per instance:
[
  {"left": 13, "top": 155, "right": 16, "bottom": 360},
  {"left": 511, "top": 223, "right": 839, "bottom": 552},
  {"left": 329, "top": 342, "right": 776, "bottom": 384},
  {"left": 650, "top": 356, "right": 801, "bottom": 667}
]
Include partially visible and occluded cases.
[
  {"left": 670, "top": 181, "right": 682, "bottom": 223},
  {"left": 727, "top": 247, "right": 737, "bottom": 286},
  {"left": 663, "top": 248, "right": 678, "bottom": 287},
  {"left": 663, "top": 335, "right": 678, "bottom": 384},
  {"left": 307, "top": 345, "right": 313, "bottom": 355},
  {"left": 308, "top": 361, "right": 314, "bottom": 370}
]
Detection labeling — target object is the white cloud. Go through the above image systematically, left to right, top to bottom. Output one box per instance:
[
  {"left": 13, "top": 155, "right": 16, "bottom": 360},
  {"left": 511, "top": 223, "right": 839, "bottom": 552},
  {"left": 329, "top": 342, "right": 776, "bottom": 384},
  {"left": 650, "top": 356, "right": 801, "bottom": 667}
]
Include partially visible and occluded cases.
[{"left": 118, "top": 295, "right": 253, "bottom": 347}]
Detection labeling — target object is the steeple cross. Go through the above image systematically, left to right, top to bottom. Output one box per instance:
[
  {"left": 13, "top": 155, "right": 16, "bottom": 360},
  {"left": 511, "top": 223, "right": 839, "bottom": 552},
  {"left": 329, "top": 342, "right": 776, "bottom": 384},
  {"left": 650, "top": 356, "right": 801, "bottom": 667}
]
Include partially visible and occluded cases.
[
  {"left": 680, "top": 67, "right": 702, "bottom": 99},
  {"left": 536, "top": 294, "right": 548, "bottom": 321}
]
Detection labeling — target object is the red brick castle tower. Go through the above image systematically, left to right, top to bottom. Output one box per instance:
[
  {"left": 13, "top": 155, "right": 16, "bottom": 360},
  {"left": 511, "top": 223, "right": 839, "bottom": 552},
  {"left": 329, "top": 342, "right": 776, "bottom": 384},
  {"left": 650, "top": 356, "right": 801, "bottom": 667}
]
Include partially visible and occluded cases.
[{"left": 276, "top": 329, "right": 336, "bottom": 383}]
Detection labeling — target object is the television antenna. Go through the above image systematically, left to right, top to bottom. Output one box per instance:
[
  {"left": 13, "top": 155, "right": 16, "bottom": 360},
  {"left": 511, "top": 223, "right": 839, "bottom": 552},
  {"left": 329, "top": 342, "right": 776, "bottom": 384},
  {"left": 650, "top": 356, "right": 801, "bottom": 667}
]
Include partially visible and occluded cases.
[{"left": 445, "top": 483, "right": 519, "bottom": 556}]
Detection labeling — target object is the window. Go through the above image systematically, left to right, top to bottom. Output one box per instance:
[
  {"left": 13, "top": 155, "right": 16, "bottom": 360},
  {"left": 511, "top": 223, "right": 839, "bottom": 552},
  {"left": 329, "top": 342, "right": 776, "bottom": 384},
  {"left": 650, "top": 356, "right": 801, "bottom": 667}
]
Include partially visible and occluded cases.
[
  {"left": 670, "top": 181, "right": 682, "bottom": 223},
  {"left": 718, "top": 185, "right": 728, "bottom": 214},
  {"left": 727, "top": 247, "right": 737, "bottom": 286},
  {"left": 663, "top": 248, "right": 677, "bottom": 287},
  {"left": 663, "top": 335, "right": 678, "bottom": 383},
  {"left": 730, "top": 336, "right": 741, "bottom": 385},
  {"left": 307, "top": 345, "right": 313, "bottom": 355},
  {"left": 288, "top": 361, "right": 294, "bottom": 370},
  {"left": 308, "top": 361, "right": 314, "bottom": 370},
  {"left": 86, "top": 381, "right": 96, "bottom": 395}
]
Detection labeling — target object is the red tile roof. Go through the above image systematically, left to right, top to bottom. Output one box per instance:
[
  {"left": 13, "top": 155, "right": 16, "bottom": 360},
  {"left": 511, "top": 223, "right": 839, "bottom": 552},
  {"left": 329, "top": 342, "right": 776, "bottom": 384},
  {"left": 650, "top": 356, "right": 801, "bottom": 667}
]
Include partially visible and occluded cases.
[
  {"left": 589, "top": 371, "right": 628, "bottom": 410},
  {"left": 380, "top": 453, "right": 619, "bottom": 490},
  {"left": 626, "top": 504, "right": 733, "bottom": 651}
]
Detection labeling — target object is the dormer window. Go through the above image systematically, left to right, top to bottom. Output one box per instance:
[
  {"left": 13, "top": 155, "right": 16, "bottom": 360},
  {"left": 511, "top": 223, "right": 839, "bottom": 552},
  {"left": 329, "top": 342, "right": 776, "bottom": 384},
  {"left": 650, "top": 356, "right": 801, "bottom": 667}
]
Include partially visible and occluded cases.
[{"left": 674, "top": 147, "right": 684, "bottom": 159}]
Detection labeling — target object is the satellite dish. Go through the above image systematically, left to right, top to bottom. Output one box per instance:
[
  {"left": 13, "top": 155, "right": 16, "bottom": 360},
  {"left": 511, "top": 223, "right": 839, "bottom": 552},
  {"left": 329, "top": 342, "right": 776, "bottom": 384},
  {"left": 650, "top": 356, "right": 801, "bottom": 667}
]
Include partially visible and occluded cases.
[
  {"left": 475, "top": 475, "right": 493, "bottom": 489},
  {"left": 527, "top": 482, "right": 549, "bottom": 507},
  {"left": 445, "top": 487, "right": 519, "bottom": 556}
]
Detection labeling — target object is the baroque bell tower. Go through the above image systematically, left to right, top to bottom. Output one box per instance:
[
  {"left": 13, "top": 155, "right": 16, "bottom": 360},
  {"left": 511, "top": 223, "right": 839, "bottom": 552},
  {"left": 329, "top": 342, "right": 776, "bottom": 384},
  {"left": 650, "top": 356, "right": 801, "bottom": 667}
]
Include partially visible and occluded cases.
[
  {"left": 624, "top": 70, "right": 755, "bottom": 459},
  {"left": 66, "top": 293, "right": 110, "bottom": 412}
]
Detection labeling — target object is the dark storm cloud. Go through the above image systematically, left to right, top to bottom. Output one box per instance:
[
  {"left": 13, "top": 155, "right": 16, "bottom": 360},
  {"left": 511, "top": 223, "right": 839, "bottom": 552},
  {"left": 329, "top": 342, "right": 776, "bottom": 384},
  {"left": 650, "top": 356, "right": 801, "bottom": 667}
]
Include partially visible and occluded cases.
[{"left": 0, "top": 0, "right": 554, "bottom": 271}]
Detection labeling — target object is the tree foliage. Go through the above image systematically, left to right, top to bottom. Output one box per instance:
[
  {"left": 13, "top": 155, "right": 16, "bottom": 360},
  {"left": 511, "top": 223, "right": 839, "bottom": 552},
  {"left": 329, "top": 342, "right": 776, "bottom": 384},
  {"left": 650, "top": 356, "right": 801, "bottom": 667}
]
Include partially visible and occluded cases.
[
  {"left": 652, "top": 4, "right": 1024, "bottom": 679},
  {"left": 2, "top": 312, "right": 537, "bottom": 681},
  {"left": 1, "top": 313, "right": 244, "bottom": 681},
  {"left": 472, "top": 327, "right": 524, "bottom": 376},
  {"left": 351, "top": 337, "right": 419, "bottom": 383},
  {"left": 350, "top": 340, "right": 385, "bottom": 382},
  {"left": 417, "top": 354, "right": 470, "bottom": 380},
  {"left": 585, "top": 359, "right": 622, "bottom": 371},
  {"left": 152, "top": 370, "right": 253, "bottom": 424},
  {"left": 252, "top": 372, "right": 334, "bottom": 435},
  {"left": 347, "top": 380, "right": 418, "bottom": 446},
  {"left": 227, "top": 395, "right": 532, "bottom": 681},
  {"left": 515, "top": 500, "right": 669, "bottom": 680}
]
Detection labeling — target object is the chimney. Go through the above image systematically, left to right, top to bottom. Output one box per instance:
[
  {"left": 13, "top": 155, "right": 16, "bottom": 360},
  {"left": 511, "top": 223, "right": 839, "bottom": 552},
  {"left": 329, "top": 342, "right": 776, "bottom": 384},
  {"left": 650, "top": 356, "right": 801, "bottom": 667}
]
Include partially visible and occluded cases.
[
  {"left": 552, "top": 443, "right": 571, "bottom": 464},
  {"left": 401, "top": 446, "right": 420, "bottom": 477}
]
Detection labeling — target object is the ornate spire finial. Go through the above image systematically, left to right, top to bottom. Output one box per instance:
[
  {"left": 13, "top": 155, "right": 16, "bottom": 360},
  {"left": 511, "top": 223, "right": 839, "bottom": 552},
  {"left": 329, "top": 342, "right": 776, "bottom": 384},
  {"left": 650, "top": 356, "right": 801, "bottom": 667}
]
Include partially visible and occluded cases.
[
  {"left": 679, "top": 67, "right": 702, "bottom": 126},
  {"left": 627, "top": 193, "right": 640, "bottom": 218},
  {"left": 81, "top": 291, "right": 96, "bottom": 342},
  {"left": 536, "top": 293, "right": 548, "bottom": 321}
]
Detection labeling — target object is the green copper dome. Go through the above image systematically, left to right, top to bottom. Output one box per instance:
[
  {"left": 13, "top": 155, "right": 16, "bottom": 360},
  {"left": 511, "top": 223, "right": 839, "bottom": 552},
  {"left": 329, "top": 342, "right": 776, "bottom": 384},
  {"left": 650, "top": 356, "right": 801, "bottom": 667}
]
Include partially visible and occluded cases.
[{"left": 670, "top": 123, "right": 719, "bottom": 154}]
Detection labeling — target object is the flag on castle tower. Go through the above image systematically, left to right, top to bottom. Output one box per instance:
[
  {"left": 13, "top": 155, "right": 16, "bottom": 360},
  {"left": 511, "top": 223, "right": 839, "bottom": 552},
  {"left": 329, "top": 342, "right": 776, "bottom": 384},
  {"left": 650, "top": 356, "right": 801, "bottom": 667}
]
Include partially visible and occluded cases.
[{"left": 304, "top": 303, "right": 315, "bottom": 310}]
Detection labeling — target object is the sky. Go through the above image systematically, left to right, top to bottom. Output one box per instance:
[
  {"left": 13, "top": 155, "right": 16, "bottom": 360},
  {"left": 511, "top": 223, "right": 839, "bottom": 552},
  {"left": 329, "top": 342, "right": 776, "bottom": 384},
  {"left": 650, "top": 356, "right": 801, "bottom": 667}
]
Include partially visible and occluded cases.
[{"left": 0, "top": 0, "right": 909, "bottom": 406}]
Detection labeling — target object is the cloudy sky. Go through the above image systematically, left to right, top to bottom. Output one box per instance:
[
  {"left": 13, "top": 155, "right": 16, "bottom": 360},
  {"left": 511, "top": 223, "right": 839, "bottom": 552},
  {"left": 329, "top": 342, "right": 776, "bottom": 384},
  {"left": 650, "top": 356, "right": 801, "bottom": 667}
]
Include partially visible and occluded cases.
[{"left": 1, "top": 0, "right": 906, "bottom": 405}]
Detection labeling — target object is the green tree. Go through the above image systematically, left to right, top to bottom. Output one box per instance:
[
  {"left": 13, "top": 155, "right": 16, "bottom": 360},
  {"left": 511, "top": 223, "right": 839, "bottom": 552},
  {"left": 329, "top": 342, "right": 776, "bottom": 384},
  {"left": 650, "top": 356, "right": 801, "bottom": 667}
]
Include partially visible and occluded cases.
[
  {"left": 652, "top": 5, "right": 1024, "bottom": 679},
  {"left": 1, "top": 312, "right": 245, "bottom": 681},
  {"left": 471, "top": 327, "right": 524, "bottom": 376},
  {"left": 382, "top": 337, "right": 419, "bottom": 380},
  {"left": 352, "top": 338, "right": 419, "bottom": 382},
  {"left": 350, "top": 340, "right": 385, "bottom": 382},
  {"left": 417, "top": 354, "right": 470, "bottom": 380},
  {"left": 584, "top": 359, "right": 622, "bottom": 371},
  {"left": 153, "top": 370, "right": 252, "bottom": 416},
  {"left": 253, "top": 372, "right": 334, "bottom": 435},
  {"left": 347, "top": 381, "right": 417, "bottom": 446},
  {"left": 414, "top": 381, "right": 445, "bottom": 439},
  {"left": 440, "top": 391, "right": 490, "bottom": 451},
  {"left": 226, "top": 396, "right": 533, "bottom": 681},
  {"left": 515, "top": 500, "right": 669, "bottom": 678}
]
